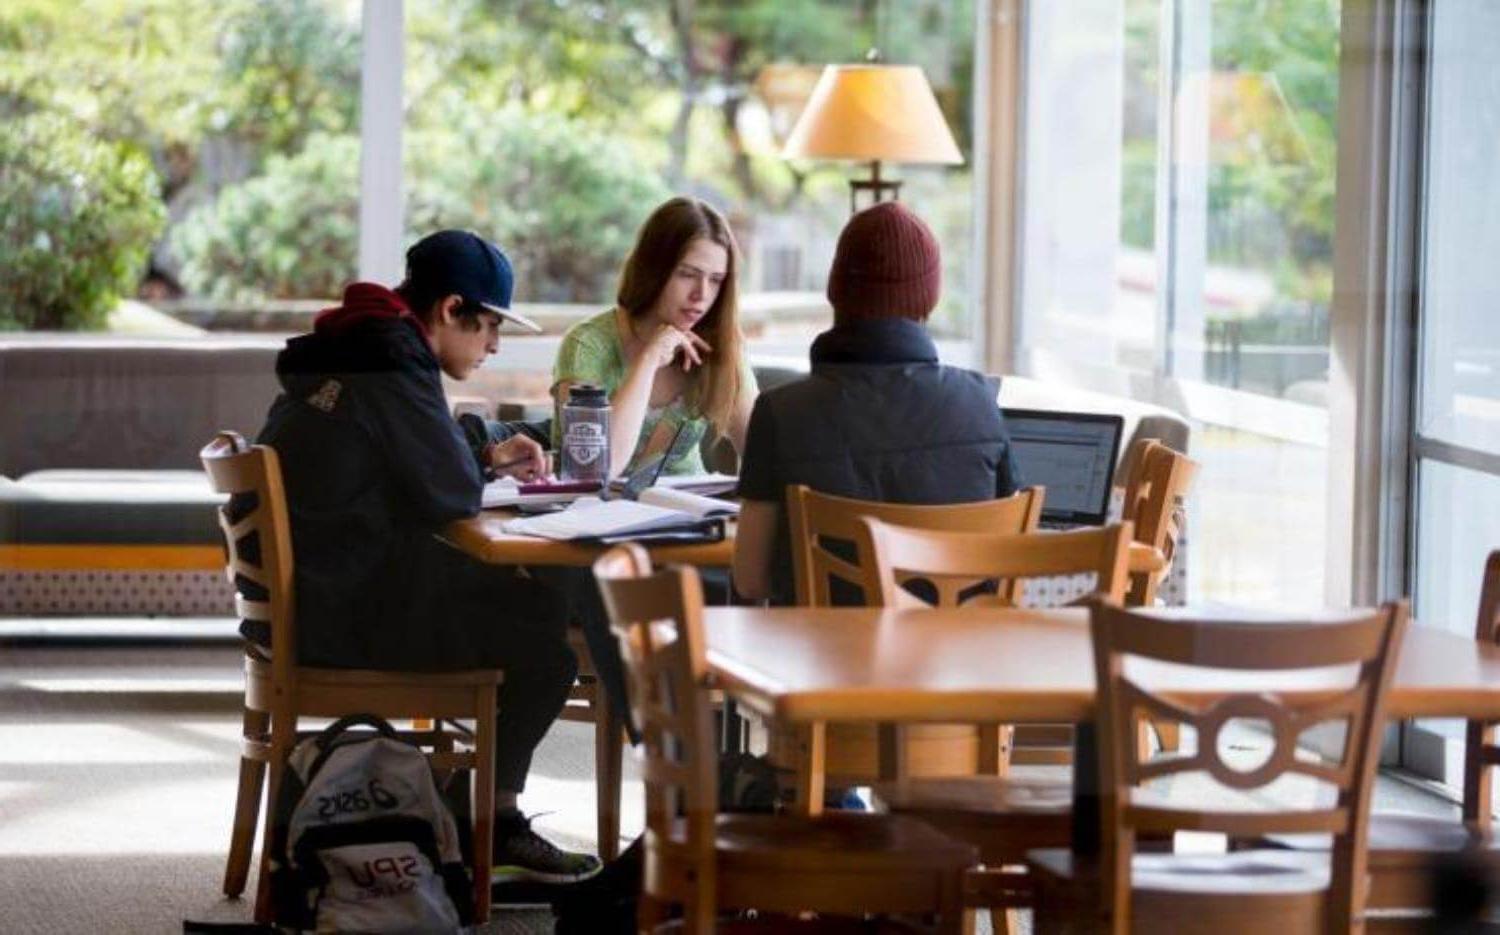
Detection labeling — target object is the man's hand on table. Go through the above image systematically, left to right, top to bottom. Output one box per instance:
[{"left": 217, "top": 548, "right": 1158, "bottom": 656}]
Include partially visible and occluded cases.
[{"left": 488, "top": 434, "right": 550, "bottom": 482}]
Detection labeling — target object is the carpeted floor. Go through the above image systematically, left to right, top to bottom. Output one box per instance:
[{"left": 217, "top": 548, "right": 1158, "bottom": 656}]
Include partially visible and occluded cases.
[
  {"left": 0, "top": 621, "right": 1458, "bottom": 934},
  {"left": 0, "top": 630, "right": 642, "bottom": 934}
]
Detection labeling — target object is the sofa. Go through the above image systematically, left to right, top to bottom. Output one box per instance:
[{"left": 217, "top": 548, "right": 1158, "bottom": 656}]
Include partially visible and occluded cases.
[{"left": 0, "top": 338, "right": 1192, "bottom": 616}]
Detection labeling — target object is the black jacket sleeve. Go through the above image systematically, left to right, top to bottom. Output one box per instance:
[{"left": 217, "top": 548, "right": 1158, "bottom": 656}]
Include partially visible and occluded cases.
[{"left": 361, "top": 365, "right": 483, "bottom": 527}]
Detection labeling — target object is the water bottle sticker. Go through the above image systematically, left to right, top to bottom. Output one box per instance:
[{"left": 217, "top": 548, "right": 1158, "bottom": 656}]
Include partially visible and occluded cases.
[{"left": 564, "top": 422, "right": 606, "bottom": 465}]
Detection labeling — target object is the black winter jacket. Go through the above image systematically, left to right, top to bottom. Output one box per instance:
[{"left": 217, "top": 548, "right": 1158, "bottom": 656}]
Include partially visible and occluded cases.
[
  {"left": 250, "top": 283, "right": 518, "bottom": 665},
  {"left": 737, "top": 317, "right": 1023, "bottom": 606}
]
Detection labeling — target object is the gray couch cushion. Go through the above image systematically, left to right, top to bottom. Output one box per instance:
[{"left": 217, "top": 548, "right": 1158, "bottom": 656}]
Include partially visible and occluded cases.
[
  {"left": 0, "top": 337, "right": 282, "bottom": 477},
  {"left": 0, "top": 470, "right": 223, "bottom": 546}
]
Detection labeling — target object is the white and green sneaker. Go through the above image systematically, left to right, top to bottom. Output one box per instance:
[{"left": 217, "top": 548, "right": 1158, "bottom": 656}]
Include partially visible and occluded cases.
[{"left": 490, "top": 809, "right": 603, "bottom": 885}]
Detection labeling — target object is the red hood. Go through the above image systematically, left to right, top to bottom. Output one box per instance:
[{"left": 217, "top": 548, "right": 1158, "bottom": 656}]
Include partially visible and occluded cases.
[{"left": 314, "top": 283, "right": 431, "bottom": 337}]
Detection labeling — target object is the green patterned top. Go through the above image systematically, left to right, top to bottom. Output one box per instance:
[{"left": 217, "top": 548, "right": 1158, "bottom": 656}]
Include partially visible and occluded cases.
[{"left": 551, "top": 309, "right": 756, "bottom": 475}]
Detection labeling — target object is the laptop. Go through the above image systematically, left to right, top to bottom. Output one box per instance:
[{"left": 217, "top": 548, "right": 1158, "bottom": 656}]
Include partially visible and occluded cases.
[
  {"left": 1001, "top": 408, "right": 1125, "bottom": 528},
  {"left": 612, "top": 420, "right": 697, "bottom": 500}
]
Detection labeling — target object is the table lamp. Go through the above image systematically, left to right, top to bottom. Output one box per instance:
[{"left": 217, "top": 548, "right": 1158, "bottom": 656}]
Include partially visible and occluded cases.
[{"left": 781, "top": 60, "right": 964, "bottom": 214}]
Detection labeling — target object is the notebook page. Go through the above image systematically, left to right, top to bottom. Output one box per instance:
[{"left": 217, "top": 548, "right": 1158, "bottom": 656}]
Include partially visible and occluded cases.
[
  {"left": 638, "top": 486, "right": 740, "bottom": 517},
  {"left": 501, "top": 498, "right": 689, "bottom": 540}
]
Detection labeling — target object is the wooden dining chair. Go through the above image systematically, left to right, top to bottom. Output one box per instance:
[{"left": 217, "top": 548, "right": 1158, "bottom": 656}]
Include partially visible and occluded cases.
[
  {"left": 202, "top": 431, "right": 502, "bottom": 924},
  {"left": 1119, "top": 439, "right": 1199, "bottom": 756},
  {"left": 1119, "top": 439, "right": 1199, "bottom": 610},
  {"left": 776, "top": 484, "right": 1045, "bottom": 788},
  {"left": 854, "top": 520, "right": 1133, "bottom": 611},
  {"left": 857, "top": 520, "right": 1132, "bottom": 933},
  {"left": 591, "top": 544, "right": 977, "bottom": 934},
  {"left": 1266, "top": 550, "right": 1500, "bottom": 917},
  {"left": 1027, "top": 599, "right": 1408, "bottom": 934},
  {"left": 554, "top": 628, "right": 625, "bottom": 860}
]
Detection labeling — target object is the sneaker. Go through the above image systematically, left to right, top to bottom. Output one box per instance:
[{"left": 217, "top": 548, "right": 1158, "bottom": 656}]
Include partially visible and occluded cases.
[{"left": 491, "top": 809, "right": 603, "bottom": 885}]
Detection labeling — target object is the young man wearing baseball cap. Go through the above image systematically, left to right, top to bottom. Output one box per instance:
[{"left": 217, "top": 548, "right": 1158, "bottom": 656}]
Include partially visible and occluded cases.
[{"left": 251, "top": 229, "right": 601, "bottom": 884}]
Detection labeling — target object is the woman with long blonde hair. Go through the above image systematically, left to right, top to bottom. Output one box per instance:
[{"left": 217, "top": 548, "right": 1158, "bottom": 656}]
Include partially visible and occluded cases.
[{"left": 552, "top": 196, "right": 757, "bottom": 476}]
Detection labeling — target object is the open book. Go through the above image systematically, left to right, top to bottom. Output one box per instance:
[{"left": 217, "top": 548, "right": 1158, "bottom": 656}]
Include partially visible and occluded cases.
[
  {"left": 636, "top": 486, "right": 739, "bottom": 518},
  {"left": 501, "top": 488, "right": 735, "bottom": 542}
]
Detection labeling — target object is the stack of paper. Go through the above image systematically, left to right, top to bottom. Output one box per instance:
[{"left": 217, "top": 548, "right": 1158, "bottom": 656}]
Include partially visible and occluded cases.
[
  {"left": 500, "top": 486, "right": 737, "bottom": 541},
  {"left": 502, "top": 498, "right": 711, "bottom": 541}
]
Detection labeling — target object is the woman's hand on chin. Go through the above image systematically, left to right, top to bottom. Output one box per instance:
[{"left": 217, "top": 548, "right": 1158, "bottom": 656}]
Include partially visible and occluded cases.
[{"left": 645, "top": 322, "right": 712, "bottom": 372}]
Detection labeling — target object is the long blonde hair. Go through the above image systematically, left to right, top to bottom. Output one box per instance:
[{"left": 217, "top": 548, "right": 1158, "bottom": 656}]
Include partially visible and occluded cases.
[{"left": 616, "top": 197, "right": 746, "bottom": 434}]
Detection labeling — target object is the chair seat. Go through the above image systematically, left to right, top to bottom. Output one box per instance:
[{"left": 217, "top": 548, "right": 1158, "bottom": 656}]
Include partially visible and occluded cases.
[
  {"left": 244, "top": 650, "right": 501, "bottom": 687},
  {"left": 243, "top": 651, "right": 503, "bottom": 719},
  {"left": 871, "top": 774, "right": 1073, "bottom": 867},
  {"left": 872, "top": 774, "right": 1072, "bottom": 814},
  {"left": 1262, "top": 810, "right": 1500, "bottom": 910},
  {"left": 1268, "top": 810, "right": 1497, "bottom": 863},
  {"left": 713, "top": 812, "right": 978, "bottom": 873},
  {"left": 1028, "top": 846, "right": 1330, "bottom": 896},
  {"left": 1027, "top": 848, "right": 1333, "bottom": 934}
]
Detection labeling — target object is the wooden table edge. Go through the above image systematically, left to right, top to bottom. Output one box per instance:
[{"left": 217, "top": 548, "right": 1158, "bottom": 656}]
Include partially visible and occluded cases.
[{"left": 441, "top": 513, "right": 734, "bottom": 567}]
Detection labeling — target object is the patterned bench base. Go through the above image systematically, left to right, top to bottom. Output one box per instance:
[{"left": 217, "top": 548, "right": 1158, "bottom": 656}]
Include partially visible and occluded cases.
[{"left": 0, "top": 570, "right": 234, "bottom": 616}]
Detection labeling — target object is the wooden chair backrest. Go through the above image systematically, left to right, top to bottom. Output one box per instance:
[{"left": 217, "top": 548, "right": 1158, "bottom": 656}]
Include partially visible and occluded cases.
[
  {"left": 200, "top": 431, "right": 297, "bottom": 690},
  {"left": 1119, "top": 439, "right": 1199, "bottom": 606},
  {"left": 786, "top": 484, "right": 1045, "bottom": 607},
  {"left": 854, "top": 520, "right": 1134, "bottom": 609},
  {"left": 592, "top": 545, "right": 718, "bottom": 903},
  {"left": 1463, "top": 550, "right": 1500, "bottom": 825},
  {"left": 1089, "top": 599, "right": 1409, "bottom": 932}
]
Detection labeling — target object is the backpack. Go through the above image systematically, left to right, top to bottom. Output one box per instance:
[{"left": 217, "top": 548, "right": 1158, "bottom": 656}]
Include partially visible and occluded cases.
[{"left": 268, "top": 714, "right": 473, "bottom": 933}]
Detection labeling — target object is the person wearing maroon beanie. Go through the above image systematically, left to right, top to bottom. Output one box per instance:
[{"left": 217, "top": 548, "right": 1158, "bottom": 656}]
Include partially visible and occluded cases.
[
  {"left": 824, "top": 200, "right": 943, "bottom": 324},
  {"left": 733, "top": 201, "right": 1023, "bottom": 605}
]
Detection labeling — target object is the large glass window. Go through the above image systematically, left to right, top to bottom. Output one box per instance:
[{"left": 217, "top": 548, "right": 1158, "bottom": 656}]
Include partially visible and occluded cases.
[
  {"left": 1, "top": 0, "right": 363, "bottom": 326},
  {"left": 400, "top": 0, "right": 978, "bottom": 392},
  {"left": 1018, "top": 0, "right": 1341, "bottom": 607},
  {"left": 1398, "top": 0, "right": 1500, "bottom": 790}
]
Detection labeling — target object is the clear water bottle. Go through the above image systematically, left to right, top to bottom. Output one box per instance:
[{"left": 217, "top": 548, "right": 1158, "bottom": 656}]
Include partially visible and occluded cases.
[{"left": 559, "top": 384, "right": 611, "bottom": 483}]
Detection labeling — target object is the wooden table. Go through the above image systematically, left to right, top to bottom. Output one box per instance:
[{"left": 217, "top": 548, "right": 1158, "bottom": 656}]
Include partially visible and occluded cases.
[
  {"left": 441, "top": 509, "right": 734, "bottom": 567},
  {"left": 445, "top": 513, "right": 1163, "bottom": 572},
  {"left": 703, "top": 605, "right": 1500, "bottom": 814}
]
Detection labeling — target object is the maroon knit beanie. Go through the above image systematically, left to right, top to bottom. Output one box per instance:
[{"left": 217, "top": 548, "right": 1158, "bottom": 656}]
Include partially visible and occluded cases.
[{"left": 826, "top": 202, "right": 942, "bottom": 324}]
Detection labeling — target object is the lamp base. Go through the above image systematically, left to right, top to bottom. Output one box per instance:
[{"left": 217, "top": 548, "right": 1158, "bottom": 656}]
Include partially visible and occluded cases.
[{"left": 848, "top": 160, "right": 902, "bottom": 214}]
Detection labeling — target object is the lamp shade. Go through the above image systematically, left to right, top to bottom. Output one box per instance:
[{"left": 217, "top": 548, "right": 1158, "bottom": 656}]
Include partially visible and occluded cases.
[{"left": 781, "top": 64, "right": 964, "bottom": 165}]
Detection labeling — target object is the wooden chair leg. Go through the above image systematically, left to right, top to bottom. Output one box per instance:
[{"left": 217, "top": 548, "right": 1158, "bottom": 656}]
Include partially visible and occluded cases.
[
  {"left": 472, "top": 687, "right": 497, "bottom": 924},
  {"left": 594, "top": 691, "right": 623, "bottom": 861},
  {"left": 224, "top": 707, "right": 270, "bottom": 897},
  {"left": 253, "top": 709, "right": 295, "bottom": 925},
  {"left": 1136, "top": 719, "right": 1154, "bottom": 762},
  {"left": 1152, "top": 719, "right": 1180, "bottom": 753},
  {"left": 792, "top": 721, "right": 826, "bottom": 816},
  {"left": 877, "top": 722, "right": 910, "bottom": 781},
  {"left": 977, "top": 723, "right": 1013, "bottom": 776},
  {"left": 937, "top": 868, "right": 966, "bottom": 935},
  {"left": 638, "top": 892, "right": 672, "bottom": 934},
  {"left": 989, "top": 908, "right": 1023, "bottom": 935}
]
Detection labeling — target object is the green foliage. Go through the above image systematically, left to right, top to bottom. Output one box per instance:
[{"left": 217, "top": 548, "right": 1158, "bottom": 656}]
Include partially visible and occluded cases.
[
  {"left": 1, "top": 0, "right": 222, "bottom": 197},
  {"left": 7, "top": 0, "right": 976, "bottom": 314},
  {"left": 208, "top": 0, "right": 359, "bottom": 153},
  {"left": 1119, "top": 0, "right": 1340, "bottom": 310},
  {"left": 408, "top": 107, "right": 672, "bottom": 303},
  {"left": 172, "top": 112, "right": 671, "bottom": 303},
  {"left": 0, "top": 114, "right": 166, "bottom": 329},
  {"left": 170, "top": 135, "right": 360, "bottom": 302}
]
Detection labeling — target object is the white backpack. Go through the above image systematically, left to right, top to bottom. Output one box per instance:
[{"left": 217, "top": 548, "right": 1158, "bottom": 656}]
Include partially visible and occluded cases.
[{"left": 268, "top": 715, "right": 472, "bottom": 933}]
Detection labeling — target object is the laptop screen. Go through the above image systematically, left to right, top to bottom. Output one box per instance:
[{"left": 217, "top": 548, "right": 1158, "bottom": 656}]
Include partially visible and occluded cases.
[
  {"left": 1000, "top": 408, "right": 1125, "bottom": 526},
  {"left": 615, "top": 421, "right": 693, "bottom": 500}
]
